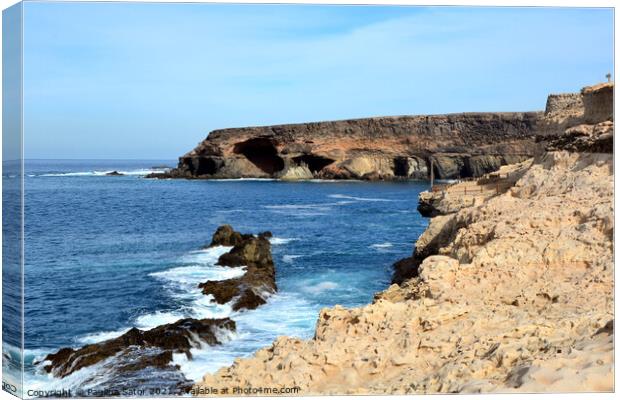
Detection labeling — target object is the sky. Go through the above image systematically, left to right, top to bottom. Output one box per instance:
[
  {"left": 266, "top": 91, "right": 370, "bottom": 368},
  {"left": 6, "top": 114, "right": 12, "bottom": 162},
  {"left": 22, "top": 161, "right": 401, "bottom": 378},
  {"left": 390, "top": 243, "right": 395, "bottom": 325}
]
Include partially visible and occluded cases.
[{"left": 19, "top": 2, "right": 614, "bottom": 159}]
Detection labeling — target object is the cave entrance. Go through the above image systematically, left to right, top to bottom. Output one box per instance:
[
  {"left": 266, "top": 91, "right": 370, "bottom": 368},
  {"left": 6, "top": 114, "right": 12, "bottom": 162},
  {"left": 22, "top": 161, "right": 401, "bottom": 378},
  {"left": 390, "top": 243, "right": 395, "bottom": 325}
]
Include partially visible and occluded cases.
[
  {"left": 233, "top": 138, "right": 285, "bottom": 174},
  {"left": 292, "top": 154, "right": 335, "bottom": 173},
  {"left": 194, "top": 157, "right": 218, "bottom": 175},
  {"left": 393, "top": 157, "right": 409, "bottom": 177}
]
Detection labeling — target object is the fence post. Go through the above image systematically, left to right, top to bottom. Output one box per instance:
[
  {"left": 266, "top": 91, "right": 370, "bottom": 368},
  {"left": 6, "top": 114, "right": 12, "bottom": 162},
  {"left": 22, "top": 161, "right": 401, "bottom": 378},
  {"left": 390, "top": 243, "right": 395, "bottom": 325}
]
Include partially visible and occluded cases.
[{"left": 430, "top": 158, "right": 434, "bottom": 189}]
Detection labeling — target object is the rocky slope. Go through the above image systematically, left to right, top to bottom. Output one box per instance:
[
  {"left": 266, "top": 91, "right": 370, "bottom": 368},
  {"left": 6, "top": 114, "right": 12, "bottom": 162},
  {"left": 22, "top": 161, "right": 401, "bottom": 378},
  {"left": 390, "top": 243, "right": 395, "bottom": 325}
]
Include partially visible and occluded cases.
[
  {"left": 193, "top": 83, "right": 614, "bottom": 394},
  {"left": 150, "top": 112, "right": 542, "bottom": 181}
]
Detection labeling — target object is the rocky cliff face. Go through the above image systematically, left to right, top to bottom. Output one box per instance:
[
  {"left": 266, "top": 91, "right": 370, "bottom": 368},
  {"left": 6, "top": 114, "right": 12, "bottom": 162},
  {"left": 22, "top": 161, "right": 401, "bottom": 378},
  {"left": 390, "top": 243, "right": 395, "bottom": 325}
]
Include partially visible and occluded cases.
[
  {"left": 192, "top": 83, "right": 614, "bottom": 394},
  {"left": 153, "top": 112, "right": 542, "bottom": 180}
]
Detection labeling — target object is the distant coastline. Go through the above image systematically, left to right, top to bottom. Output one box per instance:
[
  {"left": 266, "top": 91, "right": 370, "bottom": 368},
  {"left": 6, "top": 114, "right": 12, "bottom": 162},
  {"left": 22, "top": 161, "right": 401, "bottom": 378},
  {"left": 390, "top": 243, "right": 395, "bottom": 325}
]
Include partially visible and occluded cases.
[{"left": 148, "top": 111, "right": 541, "bottom": 182}]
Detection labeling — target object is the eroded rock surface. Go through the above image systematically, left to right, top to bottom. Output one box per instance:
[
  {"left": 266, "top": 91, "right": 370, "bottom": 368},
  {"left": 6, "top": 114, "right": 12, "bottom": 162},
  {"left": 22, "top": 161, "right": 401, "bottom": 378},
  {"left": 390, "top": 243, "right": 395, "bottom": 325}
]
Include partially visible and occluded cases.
[
  {"left": 193, "top": 83, "right": 614, "bottom": 394},
  {"left": 149, "top": 112, "right": 541, "bottom": 180},
  {"left": 195, "top": 150, "right": 614, "bottom": 395},
  {"left": 200, "top": 226, "right": 276, "bottom": 311},
  {"left": 42, "top": 318, "right": 235, "bottom": 379}
]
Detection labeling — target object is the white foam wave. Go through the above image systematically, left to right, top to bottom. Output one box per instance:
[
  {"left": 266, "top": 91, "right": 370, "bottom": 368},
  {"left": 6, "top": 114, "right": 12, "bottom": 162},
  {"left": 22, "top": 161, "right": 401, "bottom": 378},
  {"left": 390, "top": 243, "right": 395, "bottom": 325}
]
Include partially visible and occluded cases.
[
  {"left": 37, "top": 168, "right": 169, "bottom": 177},
  {"left": 328, "top": 194, "right": 395, "bottom": 202},
  {"left": 269, "top": 237, "right": 298, "bottom": 245},
  {"left": 370, "top": 242, "right": 393, "bottom": 249},
  {"left": 38, "top": 243, "right": 318, "bottom": 391},
  {"left": 76, "top": 246, "right": 242, "bottom": 346},
  {"left": 140, "top": 246, "right": 246, "bottom": 326},
  {"left": 179, "top": 246, "right": 231, "bottom": 265},
  {"left": 282, "top": 254, "right": 302, "bottom": 263},
  {"left": 150, "top": 264, "right": 245, "bottom": 285},
  {"left": 303, "top": 281, "right": 339, "bottom": 294},
  {"left": 174, "top": 292, "right": 317, "bottom": 381},
  {"left": 134, "top": 311, "right": 187, "bottom": 330},
  {"left": 77, "top": 329, "right": 131, "bottom": 345}
]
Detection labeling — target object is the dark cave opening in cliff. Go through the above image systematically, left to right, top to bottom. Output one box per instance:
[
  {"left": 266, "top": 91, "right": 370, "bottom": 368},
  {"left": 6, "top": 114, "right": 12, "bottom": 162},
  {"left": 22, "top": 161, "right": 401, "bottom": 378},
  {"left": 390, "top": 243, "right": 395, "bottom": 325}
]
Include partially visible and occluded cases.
[
  {"left": 233, "top": 138, "right": 285, "bottom": 174},
  {"left": 292, "top": 154, "right": 335, "bottom": 173},
  {"left": 193, "top": 157, "right": 218, "bottom": 175},
  {"left": 393, "top": 157, "right": 409, "bottom": 177}
]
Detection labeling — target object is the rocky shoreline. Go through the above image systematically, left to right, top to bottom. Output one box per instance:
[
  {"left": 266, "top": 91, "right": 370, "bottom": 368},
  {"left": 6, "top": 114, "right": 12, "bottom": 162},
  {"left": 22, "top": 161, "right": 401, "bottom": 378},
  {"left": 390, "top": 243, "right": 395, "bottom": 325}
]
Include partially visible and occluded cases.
[
  {"left": 37, "top": 83, "right": 614, "bottom": 395},
  {"left": 192, "top": 83, "right": 614, "bottom": 394}
]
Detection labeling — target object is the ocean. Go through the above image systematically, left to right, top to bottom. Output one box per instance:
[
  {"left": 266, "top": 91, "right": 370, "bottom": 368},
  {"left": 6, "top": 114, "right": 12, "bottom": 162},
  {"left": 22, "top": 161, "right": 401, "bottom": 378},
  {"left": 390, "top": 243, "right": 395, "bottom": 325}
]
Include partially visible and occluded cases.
[{"left": 4, "top": 159, "right": 429, "bottom": 395}]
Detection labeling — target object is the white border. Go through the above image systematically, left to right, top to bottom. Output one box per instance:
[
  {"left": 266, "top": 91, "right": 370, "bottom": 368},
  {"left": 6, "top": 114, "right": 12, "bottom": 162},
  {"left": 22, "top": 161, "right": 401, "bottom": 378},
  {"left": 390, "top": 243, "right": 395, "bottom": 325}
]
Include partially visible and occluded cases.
[{"left": 0, "top": 2, "right": 616, "bottom": 400}]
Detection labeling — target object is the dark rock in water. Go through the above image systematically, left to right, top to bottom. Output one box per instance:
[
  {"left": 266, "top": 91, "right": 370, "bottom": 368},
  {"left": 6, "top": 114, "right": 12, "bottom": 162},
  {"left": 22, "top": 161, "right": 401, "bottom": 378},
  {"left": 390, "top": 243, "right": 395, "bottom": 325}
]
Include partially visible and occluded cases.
[
  {"left": 106, "top": 170, "right": 124, "bottom": 176},
  {"left": 208, "top": 224, "right": 247, "bottom": 247},
  {"left": 200, "top": 225, "right": 276, "bottom": 311},
  {"left": 216, "top": 235, "right": 273, "bottom": 268},
  {"left": 199, "top": 279, "right": 242, "bottom": 305},
  {"left": 232, "top": 289, "right": 268, "bottom": 311},
  {"left": 41, "top": 318, "right": 235, "bottom": 379}
]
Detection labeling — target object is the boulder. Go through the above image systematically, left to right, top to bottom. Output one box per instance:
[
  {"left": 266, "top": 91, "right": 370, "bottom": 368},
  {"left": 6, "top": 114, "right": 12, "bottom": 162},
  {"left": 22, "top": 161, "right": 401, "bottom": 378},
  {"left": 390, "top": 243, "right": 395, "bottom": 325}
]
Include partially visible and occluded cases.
[
  {"left": 208, "top": 224, "right": 247, "bottom": 247},
  {"left": 200, "top": 226, "right": 277, "bottom": 311},
  {"left": 41, "top": 318, "right": 235, "bottom": 379}
]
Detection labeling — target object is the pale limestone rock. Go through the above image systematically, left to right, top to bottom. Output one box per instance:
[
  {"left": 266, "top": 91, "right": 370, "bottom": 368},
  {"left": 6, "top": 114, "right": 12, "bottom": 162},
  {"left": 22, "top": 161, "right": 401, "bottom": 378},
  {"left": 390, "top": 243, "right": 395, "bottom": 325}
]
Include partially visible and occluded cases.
[
  {"left": 194, "top": 148, "right": 613, "bottom": 395},
  {"left": 278, "top": 164, "right": 314, "bottom": 180}
]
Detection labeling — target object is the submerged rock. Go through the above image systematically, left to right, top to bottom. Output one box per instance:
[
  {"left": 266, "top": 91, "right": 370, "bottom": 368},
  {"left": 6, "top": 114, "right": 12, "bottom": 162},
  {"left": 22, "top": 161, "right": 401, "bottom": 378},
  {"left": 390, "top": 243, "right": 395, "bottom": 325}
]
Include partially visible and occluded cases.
[
  {"left": 105, "top": 170, "right": 124, "bottom": 176},
  {"left": 200, "top": 225, "right": 276, "bottom": 311},
  {"left": 41, "top": 318, "right": 235, "bottom": 379}
]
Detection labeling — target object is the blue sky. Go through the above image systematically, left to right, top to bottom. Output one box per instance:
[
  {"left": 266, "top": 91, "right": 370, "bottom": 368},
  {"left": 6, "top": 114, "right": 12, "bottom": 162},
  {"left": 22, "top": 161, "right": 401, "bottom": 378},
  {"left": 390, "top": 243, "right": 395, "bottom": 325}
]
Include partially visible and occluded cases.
[{"left": 21, "top": 3, "right": 613, "bottom": 159}]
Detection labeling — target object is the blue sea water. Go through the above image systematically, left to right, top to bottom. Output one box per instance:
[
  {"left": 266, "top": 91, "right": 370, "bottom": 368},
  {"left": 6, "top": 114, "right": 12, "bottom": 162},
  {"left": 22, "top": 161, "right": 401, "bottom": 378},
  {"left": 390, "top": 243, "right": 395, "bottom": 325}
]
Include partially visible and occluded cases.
[{"left": 5, "top": 160, "right": 429, "bottom": 394}]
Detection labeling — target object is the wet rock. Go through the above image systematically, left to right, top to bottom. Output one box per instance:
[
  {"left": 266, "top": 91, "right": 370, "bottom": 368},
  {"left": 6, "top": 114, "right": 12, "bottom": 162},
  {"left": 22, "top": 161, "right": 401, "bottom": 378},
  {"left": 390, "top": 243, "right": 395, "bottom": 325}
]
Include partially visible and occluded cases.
[
  {"left": 106, "top": 170, "right": 124, "bottom": 176},
  {"left": 208, "top": 224, "right": 248, "bottom": 247},
  {"left": 200, "top": 226, "right": 276, "bottom": 311},
  {"left": 42, "top": 318, "right": 235, "bottom": 379}
]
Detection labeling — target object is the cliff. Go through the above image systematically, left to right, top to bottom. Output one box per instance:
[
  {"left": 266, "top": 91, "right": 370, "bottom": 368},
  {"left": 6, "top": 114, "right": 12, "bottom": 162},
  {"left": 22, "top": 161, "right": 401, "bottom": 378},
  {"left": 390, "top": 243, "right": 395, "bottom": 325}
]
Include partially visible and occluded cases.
[
  {"left": 192, "top": 83, "right": 614, "bottom": 394},
  {"left": 152, "top": 112, "right": 542, "bottom": 180}
]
